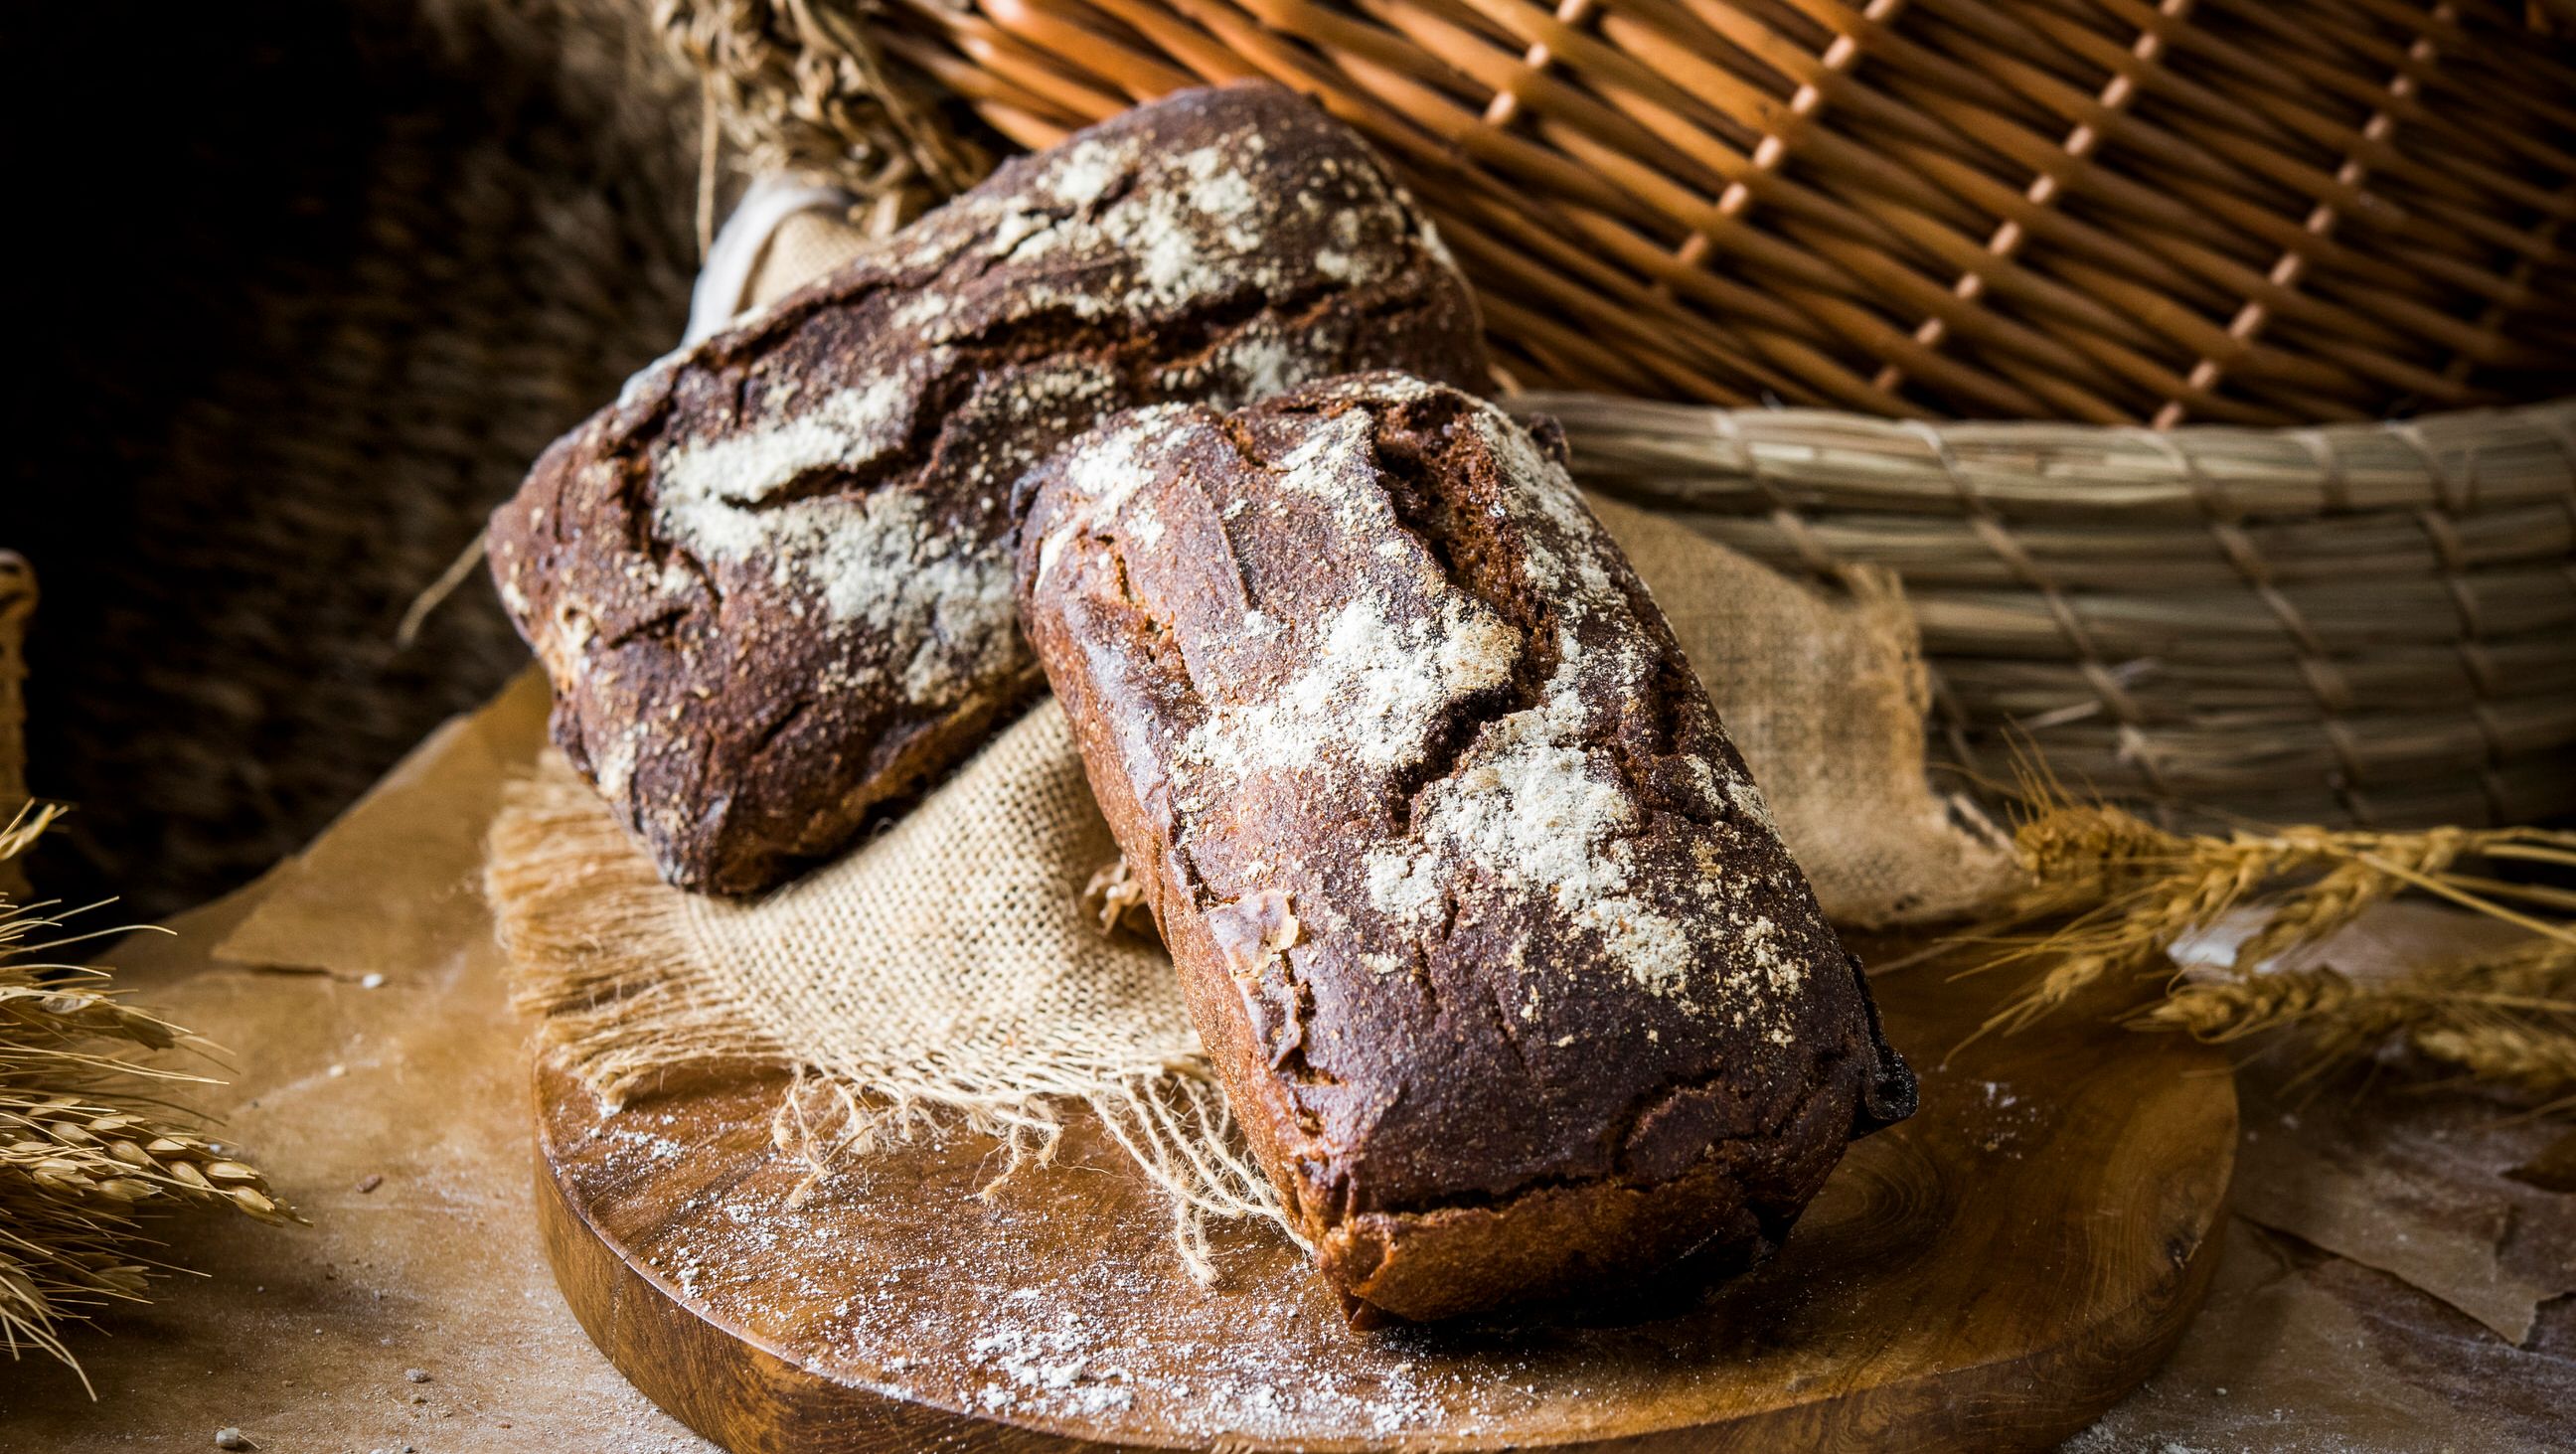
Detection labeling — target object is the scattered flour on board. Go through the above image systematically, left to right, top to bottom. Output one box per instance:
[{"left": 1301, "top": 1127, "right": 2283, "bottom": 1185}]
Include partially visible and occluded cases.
[
  {"left": 1973, "top": 1078, "right": 2045, "bottom": 1157},
  {"left": 586, "top": 1115, "right": 1532, "bottom": 1444}
]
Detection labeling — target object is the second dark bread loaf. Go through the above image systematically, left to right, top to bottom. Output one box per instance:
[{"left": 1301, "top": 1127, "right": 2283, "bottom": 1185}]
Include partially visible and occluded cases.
[
  {"left": 487, "top": 84, "right": 1487, "bottom": 894},
  {"left": 1016, "top": 374, "right": 1914, "bottom": 1324}
]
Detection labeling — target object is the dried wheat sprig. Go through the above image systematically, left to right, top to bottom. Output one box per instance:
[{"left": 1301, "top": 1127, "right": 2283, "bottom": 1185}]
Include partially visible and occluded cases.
[
  {"left": 1946, "top": 763, "right": 2576, "bottom": 1100},
  {"left": 1957, "top": 775, "right": 2576, "bottom": 1033},
  {"left": 0, "top": 802, "right": 62, "bottom": 865},
  {"left": 1967, "top": 817, "right": 2332, "bottom": 1035},
  {"left": 0, "top": 818, "right": 299, "bottom": 1388},
  {"left": 2231, "top": 828, "right": 2475, "bottom": 970},
  {"left": 2483, "top": 838, "right": 2576, "bottom": 871},
  {"left": 2438, "top": 874, "right": 2576, "bottom": 914},
  {"left": 2130, "top": 929, "right": 2576, "bottom": 1112},
  {"left": 2441, "top": 937, "right": 2576, "bottom": 998},
  {"left": 2139, "top": 961, "right": 2573, "bottom": 1041},
  {"left": 2137, "top": 966, "right": 2379, "bottom": 1043},
  {"left": 0, "top": 968, "right": 183, "bottom": 1053},
  {"left": 2412, "top": 1019, "right": 2576, "bottom": 1100},
  {"left": 0, "top": 1094, "right": 296, "bottom": 1224},
  {"left": 0, "top": 1224, "right": 153, "bottom": 1390}
]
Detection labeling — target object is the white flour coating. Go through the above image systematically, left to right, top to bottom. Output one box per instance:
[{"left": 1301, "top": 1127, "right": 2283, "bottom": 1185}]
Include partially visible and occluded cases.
[
  {"left": 617, "top": 100, "right": 1458, "bottom": 715},
  {"left": 943, "top": 113, "right": 1404, "bottom": 332},
  {"left": 961, "top": 136, "right": 1290, "bottom": 324},
  {"left": 1046, "top": 136, "right": 1125, "bottom": 208},
  {"left": 1313, "top": 209, "right": 1368, "bottom": 281},
  {"left": 1413, "top": 212, "right": 1458, "bottom": 271},
  {"left": 1153, "top": 327, "right": 1326, "bottom": 402},
  {"left": 1223, "top": 332, "right": 1303, "bottom": 398},
  {"left": 651, "top": 358, "right": 1017, "bottom": 703},
  {"left": 998, "top": 359, "right": 1116, "bottom": 424},
  {"left": 950, "top": 361, "right": 1122, "bottom": 495},
  {"left": 659, "top": 370, "right": 915, "bottom": 524},
  {"left": 1060, "top": 386, "right": 1793, "bottom": 1009},
  {"left": 1055, "top": 387, "right": 1782, "bottom": 1005},
  {"left": 1347, "top": 396, "right": 1790, "bottom": 1009},
  {"left": 1075, "top": 404, "right": 1522, "bottom": 786},
  {"left": 1469, "top": 407, "right": 1620, "bottom": 602},
  {"left": 1065, "top": 408, "right": 1188, "bottom": 531},
  {"left": 1266, "top": 411, "right": 1375, "bottom": 508},
  {"left": 1027, "top": 412, "right": 1174, "bottom": 594},
  {"left": 673, "top": 484, "right": 1018, "bottom": 703},
  {"left": 1127, "top": 502, "right": 1167, "bottom": 551},
  {"left": 1033, "top": 524, "right": 1075, "bottom": 590},
  {"left": 1184, "top": 591, "right": 1518, "bottom": 783},
  {"left": 1362, "top": 634, "right": 1706, "bottom": 1002},
  {"left": 590, "top": 727, "right": 642, "bottom": 802},
  {"left": 1726, "top": 773, "right": 1781, "bottom": 834}
]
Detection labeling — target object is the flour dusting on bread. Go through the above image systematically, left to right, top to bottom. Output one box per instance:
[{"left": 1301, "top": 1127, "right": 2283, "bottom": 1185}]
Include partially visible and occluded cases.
[
  {"left": 487, "top": 84, "right": 1491, "bottom": 893},
  {"left": 1048, "top": 381, "right": 1796, "bottom": 1010},
  {"left": 1188, "top": 592, "right": 1519, "bottom": 780}
]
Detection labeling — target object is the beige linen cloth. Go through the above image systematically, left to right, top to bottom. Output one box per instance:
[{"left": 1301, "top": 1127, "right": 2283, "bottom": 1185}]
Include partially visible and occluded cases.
[{"left": 486, "top": 189, "right": 2017, "bottom": 1272}]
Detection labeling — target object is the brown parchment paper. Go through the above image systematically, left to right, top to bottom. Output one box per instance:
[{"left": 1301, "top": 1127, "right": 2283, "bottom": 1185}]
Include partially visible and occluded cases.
[{"left": 8, "top": 672, "right": 2570, "bottom": 1453}]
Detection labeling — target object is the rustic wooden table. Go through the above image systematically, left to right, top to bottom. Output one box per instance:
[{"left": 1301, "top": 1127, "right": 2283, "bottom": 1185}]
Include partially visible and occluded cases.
[{"left": 5, "top": 680, "right": 2568, "bottom": 1453}]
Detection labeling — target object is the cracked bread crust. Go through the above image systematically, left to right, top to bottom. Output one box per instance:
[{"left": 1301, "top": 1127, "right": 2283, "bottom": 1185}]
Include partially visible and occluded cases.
[
  {"left": 485, "top": 84, "right": 1487, "bottom": 894},
  {"left": 1016, "top": 375, "right": 1915, "bottom": 1323}
]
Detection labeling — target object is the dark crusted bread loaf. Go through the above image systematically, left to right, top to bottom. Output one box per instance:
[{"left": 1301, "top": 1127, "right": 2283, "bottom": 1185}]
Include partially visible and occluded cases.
[
  {"left": 486, "top": 85, "right": 1487, "bottom": 893},
  {"left": 1016, "top": 374, "right": 1915, "bottom": 1324}
]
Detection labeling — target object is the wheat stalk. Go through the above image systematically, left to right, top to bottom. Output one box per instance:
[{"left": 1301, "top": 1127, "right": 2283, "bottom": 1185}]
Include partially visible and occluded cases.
[
  {"left": 1951, "top": 775, "right": 2576, "bottom": 1110},
  {"left": 0, "top": 806, "right": 299, "bottom": 1389},
  {"left": 1967, "top": 819, "right": 2339, "bottom": 1034},
  {"left": 2229, "top": 829, "right": 2475, "bottom": 970},
  {"left": 2138, "top": 942, "right": 2576, "bottom": 1095},
  {"left": 2138, "top": 966, "right": 2378, "bottom": 1043}
]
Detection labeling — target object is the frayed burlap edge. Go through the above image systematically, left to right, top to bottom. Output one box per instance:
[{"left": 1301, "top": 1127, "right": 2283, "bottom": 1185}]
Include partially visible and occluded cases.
[{"left": 483, "top": 762, "right": 1296, "bottom": 1280}]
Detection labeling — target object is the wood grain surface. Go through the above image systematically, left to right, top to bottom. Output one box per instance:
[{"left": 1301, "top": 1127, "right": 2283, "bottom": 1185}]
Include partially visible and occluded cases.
[{"left": 535, "top": 966, "right": 2236, "bottom": 1452}]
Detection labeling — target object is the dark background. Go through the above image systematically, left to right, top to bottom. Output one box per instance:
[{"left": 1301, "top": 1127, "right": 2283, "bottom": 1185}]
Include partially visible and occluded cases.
[{"left": 10, "top": 0, "right": 700, "bottom": 914}]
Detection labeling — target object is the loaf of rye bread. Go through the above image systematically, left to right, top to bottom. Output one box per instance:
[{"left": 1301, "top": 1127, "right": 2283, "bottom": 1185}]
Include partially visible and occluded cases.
[
  {"left": 486, "top": 85, "right": 1487, "bottom": 893},
  {"left": 1015, "top": 375, "right": 1915, "bottom": 1324}
]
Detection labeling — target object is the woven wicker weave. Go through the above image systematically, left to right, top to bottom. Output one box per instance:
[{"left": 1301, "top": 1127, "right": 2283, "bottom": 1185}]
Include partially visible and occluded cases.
[
  {"left": 16, "top": 0, "right": 703, "bottom": 913},
  {"left": 874, "top": 0, "right": 2576, "bottom": 425},
  {"left": 1536, "top": 394, "right": 2576, "bottom": 828}
]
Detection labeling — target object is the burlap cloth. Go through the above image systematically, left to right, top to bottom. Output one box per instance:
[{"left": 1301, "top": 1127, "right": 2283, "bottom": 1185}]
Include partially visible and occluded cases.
[{"left": 482, "top": 186, "right": 2020, "bottom": 1270}]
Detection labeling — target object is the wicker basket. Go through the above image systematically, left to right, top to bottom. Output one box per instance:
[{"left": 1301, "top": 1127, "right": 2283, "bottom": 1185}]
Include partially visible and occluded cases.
[
  {"left": 18, "top": 0, "right": 703, "bottom": 913},
  {"left": 779, "top": 0, "right": 2576, "bottom": 826},
  {"left": 876, "top": 0, "right": 2576, "bottom": 425},
  {"left": 1535, "top": 394, "right": 2576, "bottom": 829}
]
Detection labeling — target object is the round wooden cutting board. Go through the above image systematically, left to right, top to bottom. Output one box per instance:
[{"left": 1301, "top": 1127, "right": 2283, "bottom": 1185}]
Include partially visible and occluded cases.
[{"left": 535, "top": 967, "right": 2236, "bottom": 1453}]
